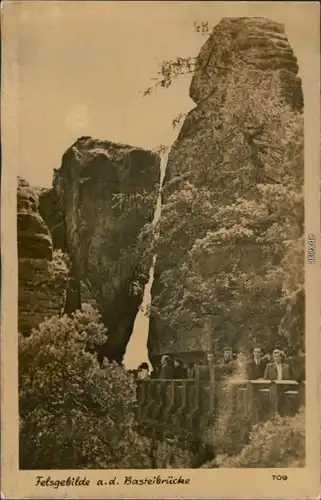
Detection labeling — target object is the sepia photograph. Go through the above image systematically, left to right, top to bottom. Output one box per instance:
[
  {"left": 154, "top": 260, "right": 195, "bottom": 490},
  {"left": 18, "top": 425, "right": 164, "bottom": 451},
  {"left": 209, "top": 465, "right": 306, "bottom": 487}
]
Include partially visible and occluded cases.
[{"left": 1, "top": 1, "right": 320, "bottom": 499}]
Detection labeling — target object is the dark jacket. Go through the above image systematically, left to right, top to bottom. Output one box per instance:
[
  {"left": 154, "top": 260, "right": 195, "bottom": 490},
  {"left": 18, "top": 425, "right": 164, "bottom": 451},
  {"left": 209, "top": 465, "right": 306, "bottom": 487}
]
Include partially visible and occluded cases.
[
  {"left": 287, "top": 355, "right": 305, "bottom": 382},
  {"left": 246, "top": 357, "right": 268, "bottom": 379},
  {"left": 173, "top": 363, "right": 187, "bottom": 379},
  {"left": 160, "top": 364, "right": 174, "bottom": 379}
]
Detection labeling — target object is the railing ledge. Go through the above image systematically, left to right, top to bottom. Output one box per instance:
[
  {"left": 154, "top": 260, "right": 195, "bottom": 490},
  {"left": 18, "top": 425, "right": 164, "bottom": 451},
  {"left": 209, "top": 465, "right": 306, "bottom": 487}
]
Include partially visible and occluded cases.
[{"left": 274, "top": 379, "right": 300, "bottom": 385}]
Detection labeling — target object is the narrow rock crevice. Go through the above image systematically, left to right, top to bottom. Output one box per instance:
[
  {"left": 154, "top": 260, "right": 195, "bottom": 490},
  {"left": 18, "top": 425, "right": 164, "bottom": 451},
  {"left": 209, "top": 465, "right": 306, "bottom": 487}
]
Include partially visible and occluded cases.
[{"left": 123, "top": 151, "right": 168, "bottom": 369}]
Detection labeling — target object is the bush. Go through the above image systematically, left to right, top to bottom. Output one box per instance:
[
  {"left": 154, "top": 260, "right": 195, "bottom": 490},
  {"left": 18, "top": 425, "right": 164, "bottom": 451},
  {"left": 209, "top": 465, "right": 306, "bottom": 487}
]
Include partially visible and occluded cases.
[
  {"left": 19, "top": 304, "right": 150, "bottom": 469},
  {"left": 215, "top": 408, "right": 305, "bottom": 468},
  {"left": 153, "top": 438, "right": 195, "bottom": 468}
]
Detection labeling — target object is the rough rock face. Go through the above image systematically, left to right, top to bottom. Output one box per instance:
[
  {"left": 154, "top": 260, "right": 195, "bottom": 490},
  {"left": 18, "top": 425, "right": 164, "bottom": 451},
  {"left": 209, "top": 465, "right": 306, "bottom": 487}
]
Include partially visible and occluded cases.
[
  {"left": 148, "top": 17, "right": 303, "bottom": 361},
  {"left": 164, "top": 17, "right": 303, "bottom": 189},
  {"left": 190, "top": 17, "right": 303, "bottom": 109},
  {"left": 53, "top": 136, "right": 160, "bottom": 362},
  {"left": 18, "top": 177, "right": 67, "bottom": 334},
  {"left": 36, "top": 187, "right": 66, "bottom": 251},
  {"left": 80, "top": 281, "right": 99, "bottom": 309}
]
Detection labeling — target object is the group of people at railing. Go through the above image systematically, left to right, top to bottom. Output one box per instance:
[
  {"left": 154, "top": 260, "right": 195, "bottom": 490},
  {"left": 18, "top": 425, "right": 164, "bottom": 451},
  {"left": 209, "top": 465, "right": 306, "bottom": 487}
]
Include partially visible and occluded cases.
[
  {"left": 132, "top": 345, "right": 305, "bottom": 382},
  {"left": 217, "top": 345, "right": 305, "bottom": 381},
  {"left": 132, "top": 356, "right": 193, "bottom": 380}
]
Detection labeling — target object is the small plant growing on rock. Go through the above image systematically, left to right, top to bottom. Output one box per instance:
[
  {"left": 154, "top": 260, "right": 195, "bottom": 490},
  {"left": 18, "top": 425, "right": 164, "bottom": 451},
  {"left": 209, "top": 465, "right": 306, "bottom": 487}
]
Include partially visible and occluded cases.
[{"left": 49, "top": 249, "right": 70, "bottom": 286}]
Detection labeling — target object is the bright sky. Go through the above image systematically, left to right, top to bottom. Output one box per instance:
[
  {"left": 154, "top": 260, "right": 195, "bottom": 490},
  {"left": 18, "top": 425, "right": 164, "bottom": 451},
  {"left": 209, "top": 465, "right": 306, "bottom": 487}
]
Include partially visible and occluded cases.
[{"left": 10, "top": 1, "right": 314, "bottom": 188}]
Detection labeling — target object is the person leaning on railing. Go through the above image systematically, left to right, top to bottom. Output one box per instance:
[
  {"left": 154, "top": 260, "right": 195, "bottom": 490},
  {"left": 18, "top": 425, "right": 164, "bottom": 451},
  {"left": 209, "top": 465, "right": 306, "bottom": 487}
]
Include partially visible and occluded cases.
[
  {"left": 215, "top": 346, "right": 238, "bottom": 377},
  {"left": 245, "top": 346, "right": 270, "bottom": 380},
  {"left": 263, "top": 348, "right": 303, "bottom": 417},
  {"left": 264, "top": 349, "right": 292, "bottom": 380},
  {"left": 160, "top": 355, "right": 174, "bottom": 379},
  {"left": 174, "top": 358, "right": 188, "bottom": 378},
  {"left": 137, "top": 362, "right": 150, "bottom": 380},
  {"left": 187, "top": 362, "right": 195, "bottom": 379},
  {"left": 150, "top": 366, "right": 160, "bottom": 379}
]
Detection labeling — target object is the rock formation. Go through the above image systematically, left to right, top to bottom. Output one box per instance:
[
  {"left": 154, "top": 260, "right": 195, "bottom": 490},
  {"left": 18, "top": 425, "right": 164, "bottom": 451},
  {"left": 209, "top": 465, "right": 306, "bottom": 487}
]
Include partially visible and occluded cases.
[
  {"left": 18, "top": 17, "right": 303, "bottom": 364},
  {"left": 148, "top": 17, "right": 304, "bottom": 362},
  {"left": 189, "top": 17, "right": 303, "bottom": 109},
  {"left": 52, "top": 136, "right": 160, "bottom": 362},
  {"left": 18, "top": 177, "right": 68, "bottom": 334},
  {"left": 36, "top": 187, "right": 66, "bottom": 251}
]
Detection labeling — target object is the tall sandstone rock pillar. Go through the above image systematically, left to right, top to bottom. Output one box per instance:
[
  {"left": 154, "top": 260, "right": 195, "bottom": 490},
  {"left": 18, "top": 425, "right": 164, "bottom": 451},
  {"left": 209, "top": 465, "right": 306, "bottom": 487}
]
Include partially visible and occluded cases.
[
  {"left": 148, "top": 17, "right": 303, "bottom": 364},
  {"left": 53, "top": 136, "right": 160, "bottom": 362}
]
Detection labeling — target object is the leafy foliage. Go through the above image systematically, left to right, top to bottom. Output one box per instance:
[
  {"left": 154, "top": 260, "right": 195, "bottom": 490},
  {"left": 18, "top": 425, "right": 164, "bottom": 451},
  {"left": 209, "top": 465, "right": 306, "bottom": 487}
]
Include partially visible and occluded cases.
[
  {"left": 142, "top": 20, "right": 211, "bottom": 95},
  {"left": 142, "top": 57, "right": 196, "bottom": 96},
  {"left": 111, "top": 189, "right": 158, "bottom": 222},
  {"left": 49, "top": 249, "right": 70, "bottom": 286},
  {"left": 19, "top": 304, "right": 150, "bottom": 469},
  {"left": 207, "top": 371, "right": 253, "bottom": 457},
  {"left": 214, "top": 408, "right": 305, "bottom": 468},
  {"left": 153, "top": 438, "right": 195, "bottom": 468}
]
